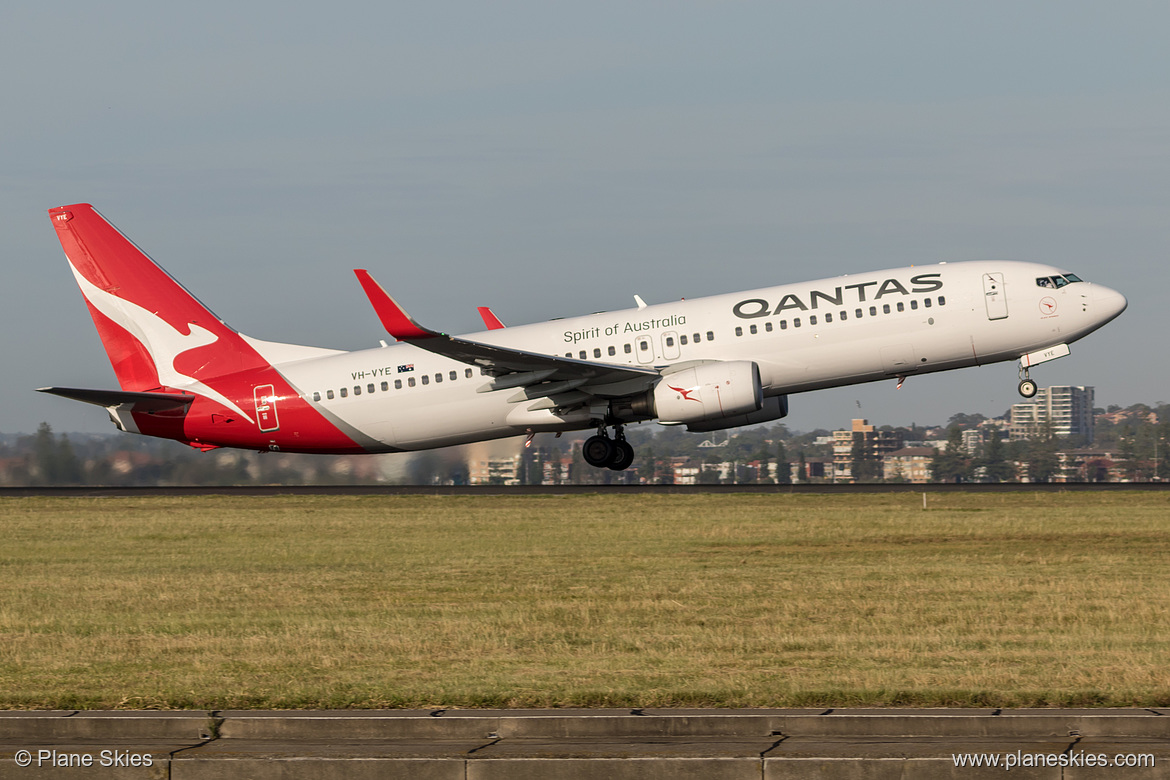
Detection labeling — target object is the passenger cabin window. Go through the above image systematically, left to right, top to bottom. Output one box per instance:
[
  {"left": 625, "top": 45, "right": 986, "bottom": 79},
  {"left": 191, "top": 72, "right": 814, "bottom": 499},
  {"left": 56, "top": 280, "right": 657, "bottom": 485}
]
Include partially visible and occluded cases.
[
  {"left": 938, "top": 296, "right": 947, "bottom": 306},
  {"left": 882, "top": 304, "right": 891, "bottom": 314},
  {"left": 824, "top": 313, "right": 832, "bottom": 323},
  {"left": 809, "top": 315, "right": 817, "bottom": 325},
  {"left": 793, "top": 318, "right": 801, "bottom": 328},
  {"left": 764, "top": 322, "right": 773, "bottom": 332},
  {"left": 748, "top": 325, "right": 756, "bottom": 335},
  {"left": 735, "top": 326, "right": 743, "bottom": 337},
  {"left": 706, "top": 331, "right": 714, "bottom": 341},
  {"left": 680, "top": 335, "right": 688, "bottom": 345},
  {"left": 624, "top": 343, "right": 632, "bottom": 353},
  {"left": 608, "top": 346, "right": 616, "bottom": 356},
  {"left": 465, "top": 369, "right": 473, "bottom": 378},
  {"left": 450, "top": 371, "right": 457, "bottom": 381},
  {"left": 434, "top": 373, "right": 442, "bottom": 383},
  {"left": 421, "top": 375, "right": 429, "bottom": 385},
  {"left": 408, "top": 377, "right": 416, "bottom": 387},
  {"left": 394, "top": 380, "right": 402, "bottom": 389},
  {"left": 381, "top": 381, "right": 389, "bottom": 391},
  {"left": 368, "top": 383, "right": 375, "bottom": 393},
  {"left": 353, "top": 385, "right": 361, "bottom": 396},
  {"left": 340, "top": 388, "right": 348, "bottom": 398},
  {"left": 327, "top": 390, "right": 334, "bottom": 400},
  {"left": 313, "top": 392, "right": 321, "bottom": 402}
]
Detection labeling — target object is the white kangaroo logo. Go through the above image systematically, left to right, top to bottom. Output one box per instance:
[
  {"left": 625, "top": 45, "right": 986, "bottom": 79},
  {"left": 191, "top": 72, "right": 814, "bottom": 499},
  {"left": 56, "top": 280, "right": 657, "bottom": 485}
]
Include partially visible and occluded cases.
[{"left": 70, "top": 263, "right": 255, "bottom": 423}]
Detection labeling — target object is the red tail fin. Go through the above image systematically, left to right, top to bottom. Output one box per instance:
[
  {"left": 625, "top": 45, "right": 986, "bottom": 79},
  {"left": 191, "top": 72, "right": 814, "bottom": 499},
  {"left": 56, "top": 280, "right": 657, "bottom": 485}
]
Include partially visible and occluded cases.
[{"left": 49, "top": 204, "right": 262, "bottom": 393}]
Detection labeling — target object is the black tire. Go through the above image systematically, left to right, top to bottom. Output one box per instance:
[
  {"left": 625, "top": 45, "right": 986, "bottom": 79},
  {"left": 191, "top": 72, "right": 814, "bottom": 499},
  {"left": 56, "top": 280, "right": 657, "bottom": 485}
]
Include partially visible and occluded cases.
[
  {"left": 1018, "top": 379, "right": 1038, "bottom": 398},
  {"left": 582, "top": 435, "right": 615, "bottom": 468},
  {"left": 608, "top": 440, "right": 635, "bottom": 471}
]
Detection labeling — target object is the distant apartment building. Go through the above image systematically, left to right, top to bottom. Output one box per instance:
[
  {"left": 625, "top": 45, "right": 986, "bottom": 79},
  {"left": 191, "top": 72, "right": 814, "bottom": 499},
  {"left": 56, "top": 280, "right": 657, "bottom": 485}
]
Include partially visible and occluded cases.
[
  {"left": 1010, "top": 386, "right": 1095, "bottom": 442},
  {"left": 832, "top": 419, "right": 904, "bottom": 482},
  {"left": 882, "top": 447, "right": 936, "bottom": 483},
  {"left": 468, "top": 455, "right": 521, "bottom": 485}
]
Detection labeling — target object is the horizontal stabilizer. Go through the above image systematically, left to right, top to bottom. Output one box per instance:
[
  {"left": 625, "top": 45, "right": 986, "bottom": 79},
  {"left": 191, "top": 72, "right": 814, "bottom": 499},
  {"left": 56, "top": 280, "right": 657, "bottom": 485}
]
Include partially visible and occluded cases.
[{"left": 38, "top": 386, "right": 195, "bottom": 413}]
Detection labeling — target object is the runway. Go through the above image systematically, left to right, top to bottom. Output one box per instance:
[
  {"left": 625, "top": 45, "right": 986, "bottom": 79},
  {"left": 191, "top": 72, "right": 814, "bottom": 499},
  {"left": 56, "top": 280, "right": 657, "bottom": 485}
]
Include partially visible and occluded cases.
[
  {"left": 2, "top": 482, "right": 1168, "bottom": 497},
  {"left": 1, "top": 709, "right": 1164, "bottom": 778}
]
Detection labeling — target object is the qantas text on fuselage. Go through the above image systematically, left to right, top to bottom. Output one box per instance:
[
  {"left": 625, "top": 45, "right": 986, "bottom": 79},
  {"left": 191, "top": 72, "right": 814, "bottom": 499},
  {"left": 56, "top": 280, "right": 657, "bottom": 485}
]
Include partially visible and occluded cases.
[{"left": 40, "top": 204, "right": 1127, "bottom": 472}]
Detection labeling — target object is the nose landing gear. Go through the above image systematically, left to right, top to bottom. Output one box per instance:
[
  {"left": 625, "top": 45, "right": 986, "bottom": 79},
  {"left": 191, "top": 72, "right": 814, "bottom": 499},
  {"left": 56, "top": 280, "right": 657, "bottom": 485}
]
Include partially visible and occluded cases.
[
  {"left": 1018, "top": 366, "right": 1038, "bottom": 398},
  {"left": 582, "top": 425, "right": 636, "bottom": 471}
]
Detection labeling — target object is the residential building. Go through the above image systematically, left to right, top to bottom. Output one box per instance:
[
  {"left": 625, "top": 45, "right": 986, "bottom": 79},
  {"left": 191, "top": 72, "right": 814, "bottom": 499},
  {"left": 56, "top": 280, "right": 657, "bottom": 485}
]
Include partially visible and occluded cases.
[
  {"left": 1010, "top": 386, "right": 1095, "bottom": 442},
  {"left": 832, "top": 419, "right": 904, "bottom": 482},
  {"left": 882, "top": 447, "right": 935, "bottom": 483},
  {"left": 468, "top": 455, "right": 521, "bottom": 485}
]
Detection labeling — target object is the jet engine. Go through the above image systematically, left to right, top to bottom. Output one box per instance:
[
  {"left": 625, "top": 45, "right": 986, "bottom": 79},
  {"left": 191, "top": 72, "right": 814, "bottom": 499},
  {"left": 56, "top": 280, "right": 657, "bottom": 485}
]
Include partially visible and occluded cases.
[
  {"left": 651, "top": 361, "right": 763, "bottom": 425},
  {"left": 685, "top": 395, "right": 788, "bottom": 433}
]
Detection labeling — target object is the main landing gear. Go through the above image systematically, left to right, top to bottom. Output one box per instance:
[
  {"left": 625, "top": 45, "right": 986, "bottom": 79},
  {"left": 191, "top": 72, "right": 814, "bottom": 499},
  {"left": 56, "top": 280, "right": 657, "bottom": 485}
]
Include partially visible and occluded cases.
[{"left": 582, "top": 425, "right": 635, "bottom": 471}]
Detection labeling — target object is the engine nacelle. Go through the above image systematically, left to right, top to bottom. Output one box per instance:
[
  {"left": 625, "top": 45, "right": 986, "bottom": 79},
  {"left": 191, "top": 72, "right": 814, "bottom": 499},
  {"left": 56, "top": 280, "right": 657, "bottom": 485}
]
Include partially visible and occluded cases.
[
  {"left": 653, "top": 361, "right": 763, "bottom": 425},
  {"left": 686, "top": 395, "right": 788, "bottom": 433}
]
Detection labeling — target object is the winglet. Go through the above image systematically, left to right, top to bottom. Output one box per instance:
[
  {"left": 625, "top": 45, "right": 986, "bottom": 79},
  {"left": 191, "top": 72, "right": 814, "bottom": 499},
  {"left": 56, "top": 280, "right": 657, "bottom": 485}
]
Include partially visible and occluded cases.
[
  {"left": 353, "top": 269, "right": 436, "bottom": 340},
  {"left": 477, "top": 306, "right": 506, "bottom": 330}
]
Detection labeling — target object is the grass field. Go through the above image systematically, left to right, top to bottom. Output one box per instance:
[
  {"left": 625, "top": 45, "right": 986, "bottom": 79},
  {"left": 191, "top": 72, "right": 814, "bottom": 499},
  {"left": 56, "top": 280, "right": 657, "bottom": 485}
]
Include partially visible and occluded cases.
[{"left": 1, "top": 492, "right": 1168, "bottom": 710}]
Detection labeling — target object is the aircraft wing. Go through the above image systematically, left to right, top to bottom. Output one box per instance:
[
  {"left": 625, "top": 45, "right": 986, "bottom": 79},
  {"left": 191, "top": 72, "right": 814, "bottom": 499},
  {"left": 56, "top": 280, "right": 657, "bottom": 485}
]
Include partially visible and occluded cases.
[
  {"left": 354, "top": 270, "right": 659, "bottom": 397},
  {"left": 38, "top": 387, "right": 195, "bottom": 413}
]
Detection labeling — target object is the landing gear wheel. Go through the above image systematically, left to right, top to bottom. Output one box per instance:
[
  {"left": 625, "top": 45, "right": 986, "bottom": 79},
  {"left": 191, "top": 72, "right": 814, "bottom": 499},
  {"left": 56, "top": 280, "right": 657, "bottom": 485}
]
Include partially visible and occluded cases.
[
  {"left": 1018, "top": 378, "right": 1038, "bottom": 398},
  {"left": 582, "top": 435, "right": 616, "bottom": 468},
  {"left": 608, "top": 439, "right": 635, "bottom": 471}
]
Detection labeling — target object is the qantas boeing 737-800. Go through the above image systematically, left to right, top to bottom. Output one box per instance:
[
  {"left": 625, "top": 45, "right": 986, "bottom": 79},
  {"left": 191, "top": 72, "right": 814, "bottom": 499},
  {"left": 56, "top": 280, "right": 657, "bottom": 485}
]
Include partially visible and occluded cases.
[{"left": 40, "top": 203, "right": 1127, "bottom": 471}]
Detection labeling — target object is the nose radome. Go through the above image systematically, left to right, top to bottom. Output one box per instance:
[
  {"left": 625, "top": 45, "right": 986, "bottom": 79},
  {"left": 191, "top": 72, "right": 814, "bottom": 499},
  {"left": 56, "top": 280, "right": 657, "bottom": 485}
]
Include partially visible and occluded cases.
[{"left": 1092, "top": 284, "right": 1128, "bottom": 322}]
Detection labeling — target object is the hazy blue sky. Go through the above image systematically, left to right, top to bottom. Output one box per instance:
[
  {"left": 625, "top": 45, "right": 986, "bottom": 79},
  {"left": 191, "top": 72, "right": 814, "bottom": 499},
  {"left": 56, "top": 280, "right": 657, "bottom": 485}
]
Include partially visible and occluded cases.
[{"left": 4, "top": 1, "right": 1167, "bottom": 438}]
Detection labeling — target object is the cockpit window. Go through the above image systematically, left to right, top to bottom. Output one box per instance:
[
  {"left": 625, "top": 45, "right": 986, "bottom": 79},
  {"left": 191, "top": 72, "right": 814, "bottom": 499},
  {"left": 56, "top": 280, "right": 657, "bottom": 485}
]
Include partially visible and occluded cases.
[{"left": 1036, "top": 274, "right": 1083, "bottom": 288}]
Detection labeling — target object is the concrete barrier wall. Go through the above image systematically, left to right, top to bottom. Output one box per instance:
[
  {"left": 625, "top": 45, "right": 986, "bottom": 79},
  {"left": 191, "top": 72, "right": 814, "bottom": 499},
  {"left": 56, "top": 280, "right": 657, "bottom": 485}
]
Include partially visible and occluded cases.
[{"left": 1, "top": 709, "right": 1166, "bottom": 779}]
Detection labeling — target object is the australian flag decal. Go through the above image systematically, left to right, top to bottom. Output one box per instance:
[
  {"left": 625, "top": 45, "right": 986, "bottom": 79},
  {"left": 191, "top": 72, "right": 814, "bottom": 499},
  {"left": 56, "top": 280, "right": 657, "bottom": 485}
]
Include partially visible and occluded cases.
[{"left": 397, "top": 364, "right": 414, "bottom": 373}]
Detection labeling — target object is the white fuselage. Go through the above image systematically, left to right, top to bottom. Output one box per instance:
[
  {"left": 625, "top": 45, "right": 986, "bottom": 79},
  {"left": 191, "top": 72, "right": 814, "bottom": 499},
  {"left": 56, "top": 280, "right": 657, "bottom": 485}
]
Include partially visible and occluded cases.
[{"left": 255, "top": 260, "right": 1126, "bottom": 452}]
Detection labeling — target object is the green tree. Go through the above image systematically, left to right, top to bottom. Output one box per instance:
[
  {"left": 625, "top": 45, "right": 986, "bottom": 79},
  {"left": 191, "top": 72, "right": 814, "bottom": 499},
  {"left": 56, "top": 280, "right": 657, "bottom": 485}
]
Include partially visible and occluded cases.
[
  {"left": 33, "top": 422, "right": 58, "bottom": 484},
  {"left": 1024, "top": 422, "right": 1061, "bottom": 483},
  {"left": 931, "top": 426, "right": 970, "bottom": 483},
  {"left": 977, "top": 432, "right": 1015, "bottom": 483},
  {"left": 850, "top": 433, "right": 882, "bottom": 482},
  {"left": 774, "top": 440, "right": 792, "bottom": 484}
]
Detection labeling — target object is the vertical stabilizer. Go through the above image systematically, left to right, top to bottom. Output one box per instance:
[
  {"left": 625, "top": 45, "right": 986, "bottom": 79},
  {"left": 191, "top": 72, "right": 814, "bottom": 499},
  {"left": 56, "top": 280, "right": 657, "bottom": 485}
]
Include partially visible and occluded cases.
[{"left": 49, "top": 204, "right": 262, "bottom": 395}]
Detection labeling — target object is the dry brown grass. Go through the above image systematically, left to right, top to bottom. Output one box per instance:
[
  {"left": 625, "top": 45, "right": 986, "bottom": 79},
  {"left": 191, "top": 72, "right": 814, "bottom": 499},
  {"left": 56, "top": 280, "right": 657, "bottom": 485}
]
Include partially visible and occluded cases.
[{"left": 1, "top": 492, "right": 1167, "bottom": 709}]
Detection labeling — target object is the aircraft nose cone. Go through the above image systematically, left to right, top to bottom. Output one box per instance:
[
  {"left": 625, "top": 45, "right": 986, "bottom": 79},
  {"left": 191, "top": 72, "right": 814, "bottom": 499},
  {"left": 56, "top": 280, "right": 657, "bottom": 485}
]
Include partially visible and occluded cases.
[{"left": 1093, "top": 284, "right": 1128, "bottom": 322}]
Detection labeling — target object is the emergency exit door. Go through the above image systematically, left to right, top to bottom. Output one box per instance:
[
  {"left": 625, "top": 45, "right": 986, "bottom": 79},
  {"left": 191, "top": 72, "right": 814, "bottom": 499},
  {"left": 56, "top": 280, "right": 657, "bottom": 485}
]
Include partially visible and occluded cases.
[{"left": 983, "top": 273, "right": 1009, "bottom": 320}]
